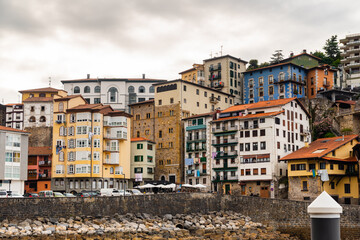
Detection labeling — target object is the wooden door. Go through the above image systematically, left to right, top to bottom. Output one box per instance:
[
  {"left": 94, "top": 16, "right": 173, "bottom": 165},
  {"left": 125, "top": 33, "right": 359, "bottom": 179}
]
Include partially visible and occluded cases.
[{"left": 260, "top": 186, "right": 269, "bottom": 198}]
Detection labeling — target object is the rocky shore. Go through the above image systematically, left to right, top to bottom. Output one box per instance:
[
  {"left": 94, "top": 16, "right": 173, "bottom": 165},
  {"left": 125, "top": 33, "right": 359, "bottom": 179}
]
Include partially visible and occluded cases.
[{"left": 0, "top": 211, "right": 300, "bottom": 239}]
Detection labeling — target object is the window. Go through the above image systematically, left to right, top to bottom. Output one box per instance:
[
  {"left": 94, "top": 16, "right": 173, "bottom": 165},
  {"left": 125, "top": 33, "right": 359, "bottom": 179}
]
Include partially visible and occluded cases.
[
  {"left": 183, "top": 85, "right": 186, "bottom": 91},
  {"left": 74, "top": 86, "right": 80, "bottom": 93},
  {"left": 84, "top": 86, "right": 90, "bottom": 93},
  {"left": 94, "top": 86, "right": 101, "bottom": 93},
  {"left": 128, "top": 86, "right": 135, "bottom": 93},
  {"left": 139, "top": 86, "right": 145, "bottom": 93},
  {"left": 149, "top": 86, "right": 155, "bottom": 93},
  {"left": 108, "top": 87, "right": 118, "bottom": 102},
  {"left": 196, "top": 89, "right": 199, "bottom": 95},
  {"left": 158, "top": 100, "right": 162, "bottom": 105},
  {"left": 58, "top": 103, "right": 64, "bottom": 112},
  {"left": 170, "top": 110, "right": 174, "bottom": 116},
  {"left": 158, "top": 112, "right": 163, "bottom": 117},
  {"left": 146, "top": 113, "right": 151, "bottom": 119},
  {"left": 29, "top": 116, "right": 36, "bottom": 122},
  {"left": 169, "top": 128, "right": 173, "bottom": 133},
  {"left": 260, "top": 129, "right": 265, "bottom": 136},
  {"left": 159, "top": 131, "right": 162, "bottom": 138},
  {"left": 93, "top": 139, "right": 100, "bottom": 148},
  {"left": 253, "top": 142, "right": 258, "bottom": 151},
  {"left": 260, "top": 142, "right": 266, "bottom": 150},
  {"left": 137, "top": 144, "right": 143, "bottom": 149},
  {"left": 147, "top": 144, "right": 153, "bottom": 150},
  {"left": 134, "top": 156, "right": 143, "bottom": 162},
  {"left": 147, "top": 156, "right": 153, "bottom": 162},
  {"left": 320, "top": 162, "right": 326, "bottom": 169},
  {"left": 296, "top": 164, "right": 306, "bottom": 170},
  {"left": 309, "top": 164, "right": 316, "bottom": 170},
  {"left": 338, "top": 164, "right": 344, "bottom": 170},
  {"left": 261, "top": 168, "right": 266, "bottom": 175},
  {"left": 253, "top": 169, "right": 258, "bottom": 175},
  {"left": 302, "top": 181, "right": 308, "bottom": 191},
  {"left": 330, "top": 182, "right": 335, "bottom": 189},
  {"left": 345, "top": 184, "right": 351, "bottom": 194}
]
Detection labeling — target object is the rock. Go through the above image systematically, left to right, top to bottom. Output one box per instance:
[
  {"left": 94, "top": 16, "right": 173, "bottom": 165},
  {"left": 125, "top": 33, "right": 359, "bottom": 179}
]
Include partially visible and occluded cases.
[{"left": 163, "top": 214, "right": 173, "bottom": 221}]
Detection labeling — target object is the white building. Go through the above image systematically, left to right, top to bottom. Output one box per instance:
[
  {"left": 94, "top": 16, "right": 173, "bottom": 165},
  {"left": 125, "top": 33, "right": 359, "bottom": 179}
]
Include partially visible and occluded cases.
[
  {"left": 340, "top": 33, "right": 360, "bottom": 87},
  {"left": 61, "top": 75, "right": 167, "bottom": 112},
  {"left": 211, "top": 98, "right": 310, "bottom": 198},
  {"left": 5, "top": 104, "right": 24, "bottom": 130},
  {"left": 183, "top": 112, "right": 215, "bottom": 192},
  {"left": 0, "top": 126, "right": 30, "bottom": 194}
]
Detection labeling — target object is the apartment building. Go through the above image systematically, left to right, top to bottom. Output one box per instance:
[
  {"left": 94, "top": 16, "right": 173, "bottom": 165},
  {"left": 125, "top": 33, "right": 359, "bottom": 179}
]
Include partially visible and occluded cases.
[
  {"left": 340, "top": 33, "right": 360, "bottom": 87},
  {"left": 203, "top": 55, "right": 247, "bottom": 104},
  {"left": 243, "top": 63, "right": 307, "bottom": 104},
  {"left": 179, "top": 64, "right": 205, "bottom": 85},
  {"left": 307, "top": 65, "right": 336, "bottom": 99},
  {"left": 61, "top": 75, "right": 167, "bottom": 112},
  {"left": 131, "top": 80, "right": 234, "bottom": 184},
  {"left": 19, "top": 87, "right": 67, "bottom": 128},
  {"left": 51, "top": 95, "right": 131, "bottom": 193},
  {"left": 211, "top": 98, "right": 310, "bottom": 197},
  {"left": 0, "top": 104, "right": 6, "bottom": 126},
  {"left": 5, "top": 104, "right": 24, "bottom": 130},
  {"left": 183, "top": 112, "right": 215, "bottom": 191},
  {"left": 0, "top": 126, "right": 30, "bottom": 194},
  {"left": 281, "top": 135, "right": 359, "bottom": 204},
  {"left": 130, "top": 138, "right": 156, "bottom": 187},
  {"left": 25, "top": 146, "right": 52, "bottom": 193}
]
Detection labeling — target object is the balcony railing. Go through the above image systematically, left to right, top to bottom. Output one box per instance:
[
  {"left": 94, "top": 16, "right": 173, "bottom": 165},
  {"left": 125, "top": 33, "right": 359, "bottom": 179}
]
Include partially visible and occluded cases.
[
  {"left": 209, "top": 65, "right": 221, "bottom": 71},
  {"left": 209, "top": 74, "right": 222, "bottom": 80},
  {"left": 209, "top": 96, "right": 219, "bottom": 103},
  {"left": 103, "top": 121, "right": 127, "bottom": 127},
  {"left": 212, "top": 125, "right": 238, "bottom": 133},
  {"left": 104, "top": 133, "right": 127, "bottom": 140},
  {"left": 186, "top": 135, "right": 207, "bottom": 141},
  {"left": 212, "top": 137, "right": 238, "bottom": 145},
  {"left": 104, "top": 147, "right": 119, "bottom": 152},
  {"left": 216, "top": 150, "right": 238, "bottom": 158},
  {"left": 200, "top": 157, "right": 207, "bottom": 163},
  {"left": 103, "top": 159, "right": 119, "bottom": 165},
  {"left": 39, "top": 161, "right": 52, "bottom": 167},
  {"left": 186, "top": 170, "right": 193, "bottom": 175},
  {"left": 38, "top": 173, "right": 51, "bottom": 179}
]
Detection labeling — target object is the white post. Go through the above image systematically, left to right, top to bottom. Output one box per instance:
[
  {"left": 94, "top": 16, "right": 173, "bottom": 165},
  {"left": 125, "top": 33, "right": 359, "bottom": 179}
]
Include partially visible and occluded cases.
[{"left": 307, "top": 191, "right": 342, "bottom": 240}]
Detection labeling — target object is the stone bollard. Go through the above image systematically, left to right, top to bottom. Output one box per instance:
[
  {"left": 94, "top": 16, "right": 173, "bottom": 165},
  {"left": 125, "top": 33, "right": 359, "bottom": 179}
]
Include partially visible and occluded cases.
[{"left": 307, "top": 191, "right": 342, "bottom": 240}]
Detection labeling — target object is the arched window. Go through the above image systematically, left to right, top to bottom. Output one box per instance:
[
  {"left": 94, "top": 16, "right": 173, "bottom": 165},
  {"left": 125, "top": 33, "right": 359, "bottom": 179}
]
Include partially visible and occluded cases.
[
  {"left": 74, "top": 86, "right": 80, "bottom": 93},
  {"left": 84, "top": 86, "right": 90, "bottom": 93},
  {"left": 94, "top": 86, "right": 101, "bottom": 93},
  {"left": 128, "top": 86, "right": 135, "bottom": 93},
  {"left": 139, "top": 86, "right": 145, "bottom": 93},
  {"left": 149, "top": 86, "right": 155, "bottom": 93},
  {"left": 108, "top": 87, "right": 118, "bottom": 103},
  {"left": 39, "top": 93, "right": 46, "bottom": 97},
  {"left": 29, "top": 116, "right": 36, "bottom": 122},
  {"left": 39, "top": 116, "right": 46, "bottom": 122},
  {"left": 110, "top": 167, "right": 114, "bottom": 174},
  {"left": 160, "top": 176, "right": 166, "bottom": 181}
]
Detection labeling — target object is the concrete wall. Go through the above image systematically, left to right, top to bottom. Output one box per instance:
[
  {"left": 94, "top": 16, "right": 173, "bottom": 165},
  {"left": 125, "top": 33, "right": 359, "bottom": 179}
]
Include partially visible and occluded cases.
[{"left": 1, "top": 193, "right": 360, "bottom": 239}]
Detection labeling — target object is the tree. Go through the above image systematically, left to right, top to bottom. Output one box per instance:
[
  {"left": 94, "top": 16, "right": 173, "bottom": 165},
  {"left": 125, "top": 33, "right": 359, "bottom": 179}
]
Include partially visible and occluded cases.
[
  {"left": 323, "top": 35, "right": 340, "bottom": 60},
  {"left": 270, "top": 50, "right": 284, "bottom": 64},
  {"left": 247, "top": 59, "right": 259, "bottom": 70},
  {"left": 259, "top": 62, "right": 270, "bottom": 68}
]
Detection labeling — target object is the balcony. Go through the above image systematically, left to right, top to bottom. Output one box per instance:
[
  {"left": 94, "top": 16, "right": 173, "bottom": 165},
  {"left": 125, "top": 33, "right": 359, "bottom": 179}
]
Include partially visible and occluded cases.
[
  {"left": 346, "top": 48, "right": 360, "bottom": 54},
  {"left": 345, "top": 62, "right": 360, "bottom": 69},
  {"left": 209, "top": 65, "right": 221, "bottom": 72},
  {"left": 209, "top": 74, "right": 222, "bottom": 81},
  {"left": 323, "top": 82, "right": 331, "bottom": 87},
  {"left": 209, "top": 96, "right": 219, "bottom": 103},
  {"left": 55, "top": 120, "right": 66, "bottom": 124},
  {"left": 103, "top": 121, "right": 127, "bottom": 127},
  {"left": 212, "top": 125, "right": 238, "bottom": 133},
  {"left": 104, "top": 133, "right": 127, "bottom": 140},
  {"left": 186, "top": 135, "right": 207, "bottom": 142},
  {"left": 212, "top": 137, "right": 238, "bottom": 145},
  {"left": 104, "top": 147, "right": 119, "bottom": 152},
  {"left": 215, "top": 150, "right": 238, "bottom": 159},
  {"left": 200, "top": 157, "right": 207, "bottom": 163},
  {"left": 103, "top": 159, "right": 119, "bottom": 165},
  {"left": 201, "top": 169, "right": 207, "bottom": 175},
  {"left": 186, "top": 170, "right": 193, "bottom": 175},
  {"left": 38, "top": 173, "right": 51, "bottom": 179},
  {"left": 27, "top": 174, "right": 38, "bottom": 180},
  {"left": 212, "top": 175, "right": 238, "bottom": 183}
]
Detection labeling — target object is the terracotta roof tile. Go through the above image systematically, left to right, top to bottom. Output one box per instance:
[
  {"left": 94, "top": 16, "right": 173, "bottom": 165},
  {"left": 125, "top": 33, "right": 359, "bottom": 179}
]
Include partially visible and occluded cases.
[
  {"left": 19, "top": 87, "right": 64, "bottom": 93},
  {"left": 54, "top": 95, "right": 83, "bottom": 101},
  {"left": 23, "top": 97, "right": 54, "bottom": 102},
  {"left": 221, "top": 98, "right": 296, "bottom": 113},
  {"left": 128, "top": 99, "right": 155, "bottom": 106},
  {"left": 336, "top": 100, "right": 356, "bottom": 105},
  {"left": 6, "top": 103, "right": 23, "bottom": 106},
  {"left": 182, "top": 111, "right": 217, "bottom": 120},
  {"left": 213, "top": 111, "right": 284, "bottom": 122},
  {"left": 0, "top": 126, "right": 29, "bottom": 133},
  {"left": 280, "top": 135, "right": 359, "bottom": 161},
  {"left": 131, "top": 137, "right": 155, "bottom": 143},
  {"left": 29, "top": 146, "right": 52, "bottom": 155},
  {"left": 322, "top": 156, "right": 357, "bottom": 162}
]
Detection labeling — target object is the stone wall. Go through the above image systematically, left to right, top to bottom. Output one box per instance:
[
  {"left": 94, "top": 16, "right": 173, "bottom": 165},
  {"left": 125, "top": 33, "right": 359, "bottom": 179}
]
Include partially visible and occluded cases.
[
  {"left": 25, "top": 127, "right": 53, "bottom": 147},
  {"left": 1, "top": 193, "right": 360, "bottom": 239}
]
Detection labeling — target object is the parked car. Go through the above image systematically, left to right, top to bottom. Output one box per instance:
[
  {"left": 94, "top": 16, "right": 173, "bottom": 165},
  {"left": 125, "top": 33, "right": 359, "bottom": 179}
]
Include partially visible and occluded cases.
[
  {"left": 100, "top": 188, "right": 113, "bottom": 197},
  {"left": 127, "top": 189, "right": 143, "bottom": 195},
  {"left": 0, "top": 190, "right": 8, "bottom": 198},
  {"left": 38, "top": 190, "right": 54, "bottom": 197},
  {"left": 118, "top": 190, "right": 131, "bottom": 196},
  {"left": 81, "top": 191, "right": 99, "bottom": 197},
  {"left": 8, "top": 192, "right": 24, "bottom": 198},
  {"left": 53, "top": 192, "right": 65, "bottom": 197},
  {"left": 76, "top": 192, "right": 90, "bottom": 197},
  {"left": 23, "top": 193, "right": 39, "bottom": 198},
  {"left": 64, "top": 193, "right": 76, "bottom": 197}
]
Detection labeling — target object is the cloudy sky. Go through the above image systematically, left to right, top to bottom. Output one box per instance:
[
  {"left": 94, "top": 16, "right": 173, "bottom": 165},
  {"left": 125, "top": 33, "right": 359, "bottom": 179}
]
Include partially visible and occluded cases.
[{"left": 0, "top": 0, "right": 359, "bottom": 103}]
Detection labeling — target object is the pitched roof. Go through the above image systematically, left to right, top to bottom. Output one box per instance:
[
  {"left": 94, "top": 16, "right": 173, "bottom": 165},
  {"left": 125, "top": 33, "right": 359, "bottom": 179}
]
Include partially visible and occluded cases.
[
  {"left": 282, "top": 52, "right": 322, "bottom": 62},
  {"left": 203, "top": 54, "right": 248, "bottom": 64},
  {"left": 244, "top": 62, "right": 301, "bottom": 73},
  {"left": 179, "top": 67, "right": 196, "bottom": 74},
  {"left": 61, "top": 78, "right": 167, "bottom": 83},
  {"left": 19, "top": 87, "right": 64, "bottom": 93},
  {"left": 53, "top": 95, "right": 83, "bottom": 101},
  {"left": 23, "top": 97, "right": 54, "bottom": 102},
  {"left": 221, "top": 98, "right": 296, "bottom": 113},
  {"left": 128, "top": 99, "right": 155, "bottom": 106},
  {"left": 6, "top": 103, "right": 23, "bottom": 106},
  {"left": 67, "top": 103, "right": 109, "bottom": 111},
  {"left": 182, "top": 111, "right": 217, "bottom": 120},
  {"left": 212, "top": 111, "right": 284, "bottom": 122},
  {"left": 0, "top": 126, "right": 29, "bottom": 134},
  {"left": 280, "top": 135, "right": 359, "bottom": 161},
  {"left": 131, "top": 137, "right": 155, "bottom": 143},
  {"left": 28, "top": 146, "right": 52, "bottom": 156}
]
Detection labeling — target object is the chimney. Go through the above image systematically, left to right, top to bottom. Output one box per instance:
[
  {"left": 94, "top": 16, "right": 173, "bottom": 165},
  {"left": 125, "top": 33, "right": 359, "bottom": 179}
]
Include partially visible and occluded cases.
[
  {"left": 303, "top": 49, "right": 307, "bottom": 54},
  {"left": 290, "top": 52, "right": 294, "bottom": 57},
  {"left": 87, "top": 74, "right": 90, "bottom": 79},
  {"left": 142, "top": 74, "right": 145, "bottom": 79},
  {"left": 305, "top": 141, "right": 309, "bottom": 148}
]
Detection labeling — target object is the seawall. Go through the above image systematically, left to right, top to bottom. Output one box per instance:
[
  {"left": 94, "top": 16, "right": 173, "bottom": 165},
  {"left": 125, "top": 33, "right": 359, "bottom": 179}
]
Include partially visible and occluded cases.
[{"left": 1, "top": 193, "right": 360, "bottom": 239}]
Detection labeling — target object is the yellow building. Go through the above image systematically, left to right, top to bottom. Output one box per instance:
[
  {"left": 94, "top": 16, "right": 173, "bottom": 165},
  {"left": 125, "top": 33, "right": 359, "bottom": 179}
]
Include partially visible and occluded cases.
[
  {"left": 179, "top": 64, "right": 205, "bottom": 85},
  {"left": 19, "top": 87, "right": 67, "bottom": 102},
  {"left": 51, "top": 95, "right": 131, "bottom": 193},
  {"left": 281, "top": 135, "right": 359, "bottom": 204}
]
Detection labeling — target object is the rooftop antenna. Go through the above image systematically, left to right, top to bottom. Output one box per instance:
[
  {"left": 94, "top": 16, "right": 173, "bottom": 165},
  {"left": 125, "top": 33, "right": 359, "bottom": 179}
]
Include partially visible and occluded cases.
[
  {"left": 220, "top": 45, "right": 223, "bottom": 56},
  {"left": 210, "top": 51, "right": 213, "bottom": 58},
  {"left": 49, "top": 77, "right": 51, "bottom": 87}
]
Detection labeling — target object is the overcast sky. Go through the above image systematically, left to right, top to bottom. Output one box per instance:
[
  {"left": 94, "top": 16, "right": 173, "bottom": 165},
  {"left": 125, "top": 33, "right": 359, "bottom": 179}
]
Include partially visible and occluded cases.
[{"left": 0, "top": 0, "right": 359, "bottom": 103}]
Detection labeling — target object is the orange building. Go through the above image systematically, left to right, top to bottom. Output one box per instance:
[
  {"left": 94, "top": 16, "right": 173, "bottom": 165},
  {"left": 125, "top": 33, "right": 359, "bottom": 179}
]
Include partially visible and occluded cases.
[
  {"left": 307, "top": 65, "right": 336, "bottom": 99},
  {"left": 25, "top": 146, "right": 52, "bottom": 193}
]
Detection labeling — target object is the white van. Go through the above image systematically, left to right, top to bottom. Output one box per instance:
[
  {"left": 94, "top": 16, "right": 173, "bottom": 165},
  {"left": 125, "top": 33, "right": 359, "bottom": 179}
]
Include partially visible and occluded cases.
[
  {"left": 100, "top": 188, "right": 113, "bottom": 197},
  {"left": 38, "top": 190, "right": 53, "bottom": 197}
]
